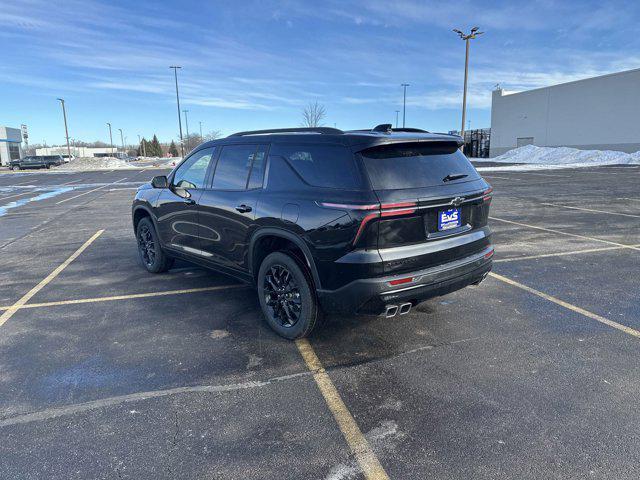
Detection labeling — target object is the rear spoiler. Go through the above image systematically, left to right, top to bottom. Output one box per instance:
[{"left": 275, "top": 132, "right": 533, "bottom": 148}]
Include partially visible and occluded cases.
[{"left": 351, "top": 136, "right": 463, "bottom": 152}]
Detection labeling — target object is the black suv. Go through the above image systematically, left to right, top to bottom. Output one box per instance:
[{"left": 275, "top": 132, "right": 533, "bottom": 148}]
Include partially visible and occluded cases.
[{"left": 132, "top": 126, "right": 493, "bottom": 339}]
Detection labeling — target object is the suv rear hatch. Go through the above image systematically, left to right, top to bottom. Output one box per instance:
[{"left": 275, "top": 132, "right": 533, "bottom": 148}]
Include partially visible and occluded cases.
[{"left": 356, "top": 141, "right": 492, "bottom": 275}]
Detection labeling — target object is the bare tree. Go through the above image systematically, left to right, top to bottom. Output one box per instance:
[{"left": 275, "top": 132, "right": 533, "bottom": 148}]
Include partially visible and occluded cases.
[
  {"left": 301, "top": 101, "right": 326, "bottom": 128},
  {"left": 203, "top": 130, "right": 222, "bottom": 142}
]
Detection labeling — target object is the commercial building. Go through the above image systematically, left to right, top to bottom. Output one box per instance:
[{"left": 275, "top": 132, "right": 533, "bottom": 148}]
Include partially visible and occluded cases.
[
  {"left": 490, "top": 68, "right": 640, "bottom": 157},
  {"left": 0, "top": 126, "right": 23, "bottom": 166},
  {"left": 36, "top": 146, "right": 115, "bottom": 157}
]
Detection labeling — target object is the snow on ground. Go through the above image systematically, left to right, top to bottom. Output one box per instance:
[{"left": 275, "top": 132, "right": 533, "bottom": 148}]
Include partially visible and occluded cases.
[
  {"left": 474, "top": 145, "right": 640, "bottom": 171},
  {"left": 53, "top": 157, "right": 177, "bottom": 171}
]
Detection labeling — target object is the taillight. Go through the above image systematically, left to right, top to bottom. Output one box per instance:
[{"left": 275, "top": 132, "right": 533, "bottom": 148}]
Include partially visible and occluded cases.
[
  {"left": 482, "top": 186, "right": 493, "bottom": 202},
  {"left": 317, "top": 201, "right": 418, "bottom": 246}
]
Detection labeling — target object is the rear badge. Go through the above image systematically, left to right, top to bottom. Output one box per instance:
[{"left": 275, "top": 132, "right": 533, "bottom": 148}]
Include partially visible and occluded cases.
[{"left": 438, "top": 208, "right": 461, "bottom": 231}]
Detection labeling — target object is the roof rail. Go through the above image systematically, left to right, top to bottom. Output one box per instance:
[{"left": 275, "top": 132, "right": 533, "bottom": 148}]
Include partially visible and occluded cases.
[{"left": 228, "top": 127, "right": 344, "bottom": 137}]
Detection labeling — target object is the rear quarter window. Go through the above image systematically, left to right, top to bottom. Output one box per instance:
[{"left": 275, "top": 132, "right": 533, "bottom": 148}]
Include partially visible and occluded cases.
[
  {"left": 360, "top": 142, "right": 480, "bottom": 190},
  {"left": 270, "top": 143, "right": 364, "bottom": 190}
]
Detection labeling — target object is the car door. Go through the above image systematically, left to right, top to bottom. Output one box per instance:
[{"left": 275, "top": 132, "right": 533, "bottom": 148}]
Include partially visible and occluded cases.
[
  {"left": 198, "top": 143, "right": 267, "bottom": 272},
  {"left": 155, "top": 147, "right": 216, "bottom": 256}
]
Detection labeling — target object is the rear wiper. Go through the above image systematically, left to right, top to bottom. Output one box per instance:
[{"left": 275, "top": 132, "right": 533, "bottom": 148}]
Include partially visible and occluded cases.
[{"left": 442, "top": 173, "right": 468, "bottom": 182}]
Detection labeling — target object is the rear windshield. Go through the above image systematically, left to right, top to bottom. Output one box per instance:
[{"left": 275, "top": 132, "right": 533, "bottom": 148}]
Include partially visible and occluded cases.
[
  {"left": 360, "top": 142, "right": 480, "bottom": 190},
  {"left": 270, "top": 143, "right": 364, "bottom": 190}
]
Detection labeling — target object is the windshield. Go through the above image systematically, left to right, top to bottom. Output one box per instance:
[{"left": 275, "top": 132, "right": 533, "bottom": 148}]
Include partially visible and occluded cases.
[{"left": 360, "top": 142, "right": 480, "bottom": 190}]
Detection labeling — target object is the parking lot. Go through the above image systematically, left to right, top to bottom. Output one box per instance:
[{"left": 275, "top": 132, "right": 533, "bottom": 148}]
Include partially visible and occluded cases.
[{"left": 1, "top": 164, "right": 639, "bottom": 479}]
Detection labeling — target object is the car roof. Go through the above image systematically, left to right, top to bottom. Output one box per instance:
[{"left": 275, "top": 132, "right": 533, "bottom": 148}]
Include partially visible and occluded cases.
[{"left": 196, "top": 126, "right": 462, "bottom": 152}]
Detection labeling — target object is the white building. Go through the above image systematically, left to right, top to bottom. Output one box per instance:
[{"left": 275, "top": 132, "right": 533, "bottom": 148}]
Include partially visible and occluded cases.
[
  {"left": 490, "top": 68, "right": 640, "bottom": 157},
  {"left": 0, "top": 126, "right": 23, "bottom": 166},
  {"left": 35, "top": 146, "right": 116, "bottom": 157}
]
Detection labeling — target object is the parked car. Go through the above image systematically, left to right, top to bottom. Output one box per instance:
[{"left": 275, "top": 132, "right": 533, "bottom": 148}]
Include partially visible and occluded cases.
[
  {"left": 131, "top": 125, "right": 493, "bottom": 339},
  {"left": 61, "top": 154, "right": 75, "bottom": 163},
  {"left": 10, "top": 155, "right": 63, "bottom": 170}
]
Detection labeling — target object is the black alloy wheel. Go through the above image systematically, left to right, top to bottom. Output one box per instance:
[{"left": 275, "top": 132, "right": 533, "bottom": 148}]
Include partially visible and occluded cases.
[{"left": 263, "top": 264, "right": 302, "bottom": 328}]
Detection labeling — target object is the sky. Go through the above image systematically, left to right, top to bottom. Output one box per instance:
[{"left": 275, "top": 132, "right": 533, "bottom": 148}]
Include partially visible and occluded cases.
[{"left": 2, "top": 0, "right": 640, "bottom": 146}]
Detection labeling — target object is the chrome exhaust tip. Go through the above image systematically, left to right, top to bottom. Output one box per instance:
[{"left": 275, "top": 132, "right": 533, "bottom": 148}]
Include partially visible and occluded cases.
[
  {"left": 399, "top": 302, "right": 412, "bottom": 315},
  {"left": 384, "top": 305, "right": 398, "bottom": 318}
]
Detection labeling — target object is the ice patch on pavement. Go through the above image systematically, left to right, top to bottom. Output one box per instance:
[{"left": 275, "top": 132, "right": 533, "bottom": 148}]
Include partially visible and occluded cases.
[
  {"left": 475, "top": 144, "right": 640, "bottom": 171},
  {"left": 0, "top": 187, "right": 73, "bottom": 217}
]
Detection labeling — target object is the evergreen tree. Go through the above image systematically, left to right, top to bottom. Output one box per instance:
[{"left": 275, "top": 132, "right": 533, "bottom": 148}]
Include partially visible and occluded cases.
[
  {"left": 149, "top": 135, "right": 162, "bottom": 157},
  {"left": 137, "top": 138, "right": 149, "bottom": 157},
  {"left": 169, "top": 140, "right": 179, "bottom": 157}
]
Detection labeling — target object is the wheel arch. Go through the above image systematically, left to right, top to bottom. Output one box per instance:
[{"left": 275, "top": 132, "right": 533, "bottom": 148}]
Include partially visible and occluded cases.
[{"left": 249, "top": 228, "right": 321, "bottom": 289}]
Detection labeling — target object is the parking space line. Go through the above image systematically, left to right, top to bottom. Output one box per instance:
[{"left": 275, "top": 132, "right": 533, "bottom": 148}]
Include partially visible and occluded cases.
[
  {"left": 56, "top": 177, "right": 127, "bottom": 204},
  {"left": 0, "top": 190, "right": 34, "bottom": 201},
  {"left": 540, "top": 202, "right": 640, "bottom": 218},
  {"left": 490, "top": 216, "right": 640, "bottom": 251},
  {"left": 0, "top": 229, "right": 104, "bottom": 328},
  {"left": 494, "top": 245, "right": 637, "bottom": 263},
  {"left": 489, "top": 273, "right": 640, "bottom": 338},
  {"left": 0, "top": 284, "right": 247, "bottom": 312},
  {"left": 296, "top": 338, "right": 390, "bottom": 480},
  {"left": 0, "top": 370, "right": 312, "bottom": 428}
]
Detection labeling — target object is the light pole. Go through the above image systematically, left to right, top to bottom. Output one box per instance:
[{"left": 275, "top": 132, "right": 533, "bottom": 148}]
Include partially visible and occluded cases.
[
  {"left": 453, "top": 26, "right": 484, "bottom": 140},
  {"left": 170, "top": 66, "right": 184, "bottom": 157},
  {"left": 401, "top": 84, "right": 410, "bottom": 128},
  {"left": 57, "top": 98, "right": 71, "bottom": 159},
  {"left": 183, "top": 109, "right": 190, "bottom": 152},
  {"left": 394, "top": 110, "right": 400, "bottom": 129},
  {"left": 199, "top": 121, "right": 203, "bottom": 141},
  {"left": 107, "top": 123, "right": 114, "bottom": 156},
  {"left": 118, "top": 128, "right": 125, "bottom": 153},
  {"left": 138, "top": 134, "right": 146, "bottom": 157}
]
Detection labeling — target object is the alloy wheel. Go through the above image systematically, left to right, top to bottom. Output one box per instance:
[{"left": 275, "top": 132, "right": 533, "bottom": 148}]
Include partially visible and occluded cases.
[
  {"left": 138, "top": 225, "right": 156, "bottom": 267},
  {"left": 263, "top": 264, "right": 302, "bottom": 328}
]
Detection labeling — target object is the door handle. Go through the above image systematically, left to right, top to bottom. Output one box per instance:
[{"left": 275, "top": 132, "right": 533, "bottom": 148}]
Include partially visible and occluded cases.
[{"left": 235, "top": 204, "right": 252, "bottom": 213}]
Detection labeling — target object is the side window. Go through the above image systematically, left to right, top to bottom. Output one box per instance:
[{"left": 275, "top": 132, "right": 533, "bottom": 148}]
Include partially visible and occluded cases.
[
  {"left": 212, "top": 144, "right": 259, "bottom": 190},
  {"left": 270, "top": 144, "right": 363, "bottom": 190},
  {"left": 247, "top": 146, "right": 267, "bottom": 189},
  {"left": 173, "top": 148, "right": 214, "bottom": 189}
]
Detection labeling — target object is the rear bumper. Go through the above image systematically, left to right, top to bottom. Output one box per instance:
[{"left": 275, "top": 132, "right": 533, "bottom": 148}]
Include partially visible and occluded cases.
[{"left": 317, "top": 246, "right": 493, "bottom": 315}]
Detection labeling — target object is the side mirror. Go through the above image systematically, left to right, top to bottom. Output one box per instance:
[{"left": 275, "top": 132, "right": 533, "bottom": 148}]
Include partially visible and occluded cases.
[{"left": 151, "top": 175, "right": 168, "bottom": 189}]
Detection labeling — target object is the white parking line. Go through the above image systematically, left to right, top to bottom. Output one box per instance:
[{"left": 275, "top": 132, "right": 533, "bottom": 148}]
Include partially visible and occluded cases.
[
  {"left": 56, "top": 177, "right": 128, "bottom": 204},
  {"left": 0, "top": 190, "right": 34, "bottom": 201},
  {"left": 540, "top": 202, "right": 640, "bottom": 218},
  {"left": 489, "top": 216, "right": 640, "bottom": 251},
  {"left": 494, "top": 245, "right": 636, "bottom": 263}
]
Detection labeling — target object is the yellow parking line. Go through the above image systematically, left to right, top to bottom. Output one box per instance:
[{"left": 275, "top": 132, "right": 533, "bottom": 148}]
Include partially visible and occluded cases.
[
  {"left": 540, "top": 202, "right": 640, "bottom": 218},
  {"left": 490, "top": 216, "right": 640, "bottom": 251},
  {"left": 0, "top": 229, "right": 104, "bottom": 328},
  {"left": 489, "top": 272, "right": 640, "bottom": 338},
  {"left": 0, "top": 284, "right": 247, "bottom": 312},
  {"left": 296, "top": 339, "right": 389, "bottom": 480}
]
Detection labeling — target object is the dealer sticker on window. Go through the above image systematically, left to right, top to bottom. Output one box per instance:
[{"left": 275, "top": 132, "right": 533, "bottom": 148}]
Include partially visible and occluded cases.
[{"left": 438, "top": 208, "right": 461, "bottom": 231}]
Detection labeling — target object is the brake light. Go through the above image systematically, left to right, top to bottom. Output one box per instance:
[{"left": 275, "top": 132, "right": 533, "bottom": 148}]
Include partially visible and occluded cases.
[
  {"left": 482, "top": 186, "right": 493, "bottom": 202},
  {"left": 318, "top": 201, "right": 418, "bottom": 246},
  {"left": 484, "top": 248, "right": 494, "bottom": 259}
]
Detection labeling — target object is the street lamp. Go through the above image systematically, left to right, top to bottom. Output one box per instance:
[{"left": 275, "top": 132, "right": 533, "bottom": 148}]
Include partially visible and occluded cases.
[
  {"left": 453, "top": 26, "right": 484, "bottom": 140},
  {"left": 170, "top": 66, "right": 184, "bottom": 157},
  {"left": 401, "top": 84, "right": 410, "bottom": 128},
  {"left": 56, "top": 98, "right": 71, "bottom": 159},
  {"left": 182, "top": 109, "right": 190, "bottom": 152},
  {"left": 394, "top": 110, "right": 400, "bottom": 129},
  {"left": 199, "top": 121, "right": 203, "bottom": 141},
  {"left": 107, "top": 123, "right": 114, "bottom": 156},
  {"left": 118, "top": 128, "right": 125, "bottom": 153},
  {"left": 138, "top": 134, "right": 146, "bottom": 157}
]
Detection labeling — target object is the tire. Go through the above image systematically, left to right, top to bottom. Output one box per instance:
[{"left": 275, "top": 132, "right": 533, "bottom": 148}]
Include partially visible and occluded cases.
[
  {"left": 136, "top": 217, "right": 174, "bottom": 273},
  {"left": 257, "top": 251, "right": 319, "bottom": 339}
]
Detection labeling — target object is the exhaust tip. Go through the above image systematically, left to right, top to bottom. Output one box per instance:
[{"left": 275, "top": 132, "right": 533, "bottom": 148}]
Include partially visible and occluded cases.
[
  {"left": 399, "top": 302, "right": 412, "bottom": 315},
  {"left": 385, "top": 305, "right": 398, "bottom": 318}
]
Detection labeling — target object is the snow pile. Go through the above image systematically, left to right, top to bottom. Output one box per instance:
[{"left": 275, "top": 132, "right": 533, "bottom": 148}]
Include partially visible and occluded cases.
[
  {"left": 476, "top": 145, "right": 640, "bottom": 171},
  {"left": 53, "top": 157, "right": 138, "bottom": 171}
]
